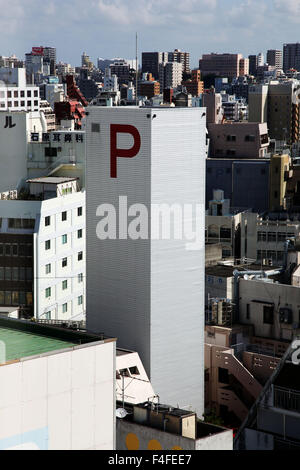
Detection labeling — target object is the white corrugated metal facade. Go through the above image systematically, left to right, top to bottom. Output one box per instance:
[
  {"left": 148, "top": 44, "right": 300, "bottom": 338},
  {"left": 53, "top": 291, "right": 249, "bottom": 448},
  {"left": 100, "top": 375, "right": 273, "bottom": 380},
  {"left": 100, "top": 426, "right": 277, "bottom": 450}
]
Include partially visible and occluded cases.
[{"left": 86, "top": 107, "right": 206, "bottom": 414}]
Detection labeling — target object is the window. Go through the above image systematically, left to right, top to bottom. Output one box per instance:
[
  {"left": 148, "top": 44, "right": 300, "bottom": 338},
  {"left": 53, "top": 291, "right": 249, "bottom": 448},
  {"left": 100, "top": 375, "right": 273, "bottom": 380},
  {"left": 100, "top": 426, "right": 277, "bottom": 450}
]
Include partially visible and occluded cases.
[
  {"left": 20, "top": 90, "right": 25, "bottom": 98},
  {"left": 34, "top": 90, "right": 38, "bottom": 97},
  {"left": 27, "top": 91, "right": 31, "bottom": 97},
  {"left": 91, "top": 123, "right": 100, "bottom": 132},
  {"left": 226, "top": 135, "right": 236, "bottom": 142},
  {"left": 45, "top": 147, "right": 57, "bottom": 157},
  {"left": 77, "top": 207, "right": 83, "bottom": 217},
  {"left": 62, "top": 211, "right": 67, "bottom": 221},
  {"left": 45, "top": 216, "right": 50, "bottom": 226},
  {"left": 77, "top": 229, "right": 83, "bottom": 239},
  {"left": 257, "top": 232, "right": 266, "bottom": 242},
  {"left": 268, "top": 232, "right": 277, "bottom": 242},
  {"left": 62, "top": 234, "right": 67, "bottom": 244},
  {"left": 45, "top": 240, "right": 51, "bottom": 250},
  {"left": 12, "top": 244, "right": 18, "bottom": 256},
  {"left": 78, "top": 251, "right": 83, "bottom": 261},
  {"left": 62, "top": 257, "right": 67, "bottom": 268},
  {"left": 46, "top": 263, "right": 51, "bottom": 274},
  {"left": 5, "top": 267, "right": 11, "bottom": 280},
  {"left": 26, "top": 268, "right": 32, "bottom": 280},
  {"left": 78, "top": 273, "right": 83, "bottom": 283},
  {"left": 62, "top": 280, "right": 68, "bottom": 290},
  {"left": 45, "top": 287, "right": 51, "bottom": 298},
  {"left": 78, "top": 295, "right": 83, "bottom": 305},
  {"left": 62, "top": 303, "right": 68, "bottom": 313},
  {"left": 246, "top": 304, "right": 250, "bottom": 320},
  {"left": 263, "top": 305, "right": 274, "bottom": 324},
  {"left": 45, "top": 311, "right": 51, "bottom": 320},
  {"left": 129, "top": 366, "right": 140, "bottom": 375},
  {"left": 218, "top": 367, "right": 229, "bottom": 384}
]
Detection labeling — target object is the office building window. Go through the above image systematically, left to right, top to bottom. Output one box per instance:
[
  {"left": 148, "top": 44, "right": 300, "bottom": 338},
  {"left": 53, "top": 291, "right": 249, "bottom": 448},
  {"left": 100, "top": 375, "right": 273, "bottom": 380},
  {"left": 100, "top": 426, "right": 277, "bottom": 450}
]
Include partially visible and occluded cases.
[
  {"left": 77, "top": 207, "right": 83, "bottom": 217},
  {"left": 62, "top": 211, "right": 67, "bottom": 221},
  {"left": 45, "top": 216, "right": 50, "bottom": 226},
  {"left": 77, "top": 229, "right": 83, "bottom": 239},
  {"left": 62, "top": 234, "right": 67, "bottom": 244},
  {"left": 45, "top": 240, "right": 51, "bottom": 250},
  {"left": 78, "top": 251, "right": 83, "bottom": 261},
  {"left": 62, "top": 257, "right": 67, "bottom": 268},
  {"left": 46, "top": 263, "right": 51, "bottom": 274},
  {"left": 78, "top": 273, "right": 83, "bottom": 283},
  {"left": 62, "top": 280, "right": 67, "bottom": 290},
  {"left": 78, "top": 295, "right": 83, "bottom": 306},
  {"left": 62, "top": 303, "right": 68, "bottom": 313}
]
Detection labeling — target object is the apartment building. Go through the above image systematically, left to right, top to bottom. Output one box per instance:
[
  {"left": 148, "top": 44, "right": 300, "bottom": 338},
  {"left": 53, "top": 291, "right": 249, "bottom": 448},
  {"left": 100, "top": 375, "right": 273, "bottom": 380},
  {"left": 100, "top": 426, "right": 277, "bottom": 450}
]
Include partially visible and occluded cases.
[
  {"left": 283, "top": 43, "right": 300, "bottom": 72},
  {"left": 168, "top": 49, "right": 190, "bottom": 73},
  {"left": 267, "top": 49, "right": 283, "bottom": 70},
  {"left": 158, "top": 61, "right": 183, "bottom": 90},
  {"left": 0, "top": 67, "right": 40, "bottom": 112},
  {"left": 249, "top": 80, "right": 300, "bottom": 144},
  {"left": 0, "top": 177, "right": 85, "bottom": 321}
]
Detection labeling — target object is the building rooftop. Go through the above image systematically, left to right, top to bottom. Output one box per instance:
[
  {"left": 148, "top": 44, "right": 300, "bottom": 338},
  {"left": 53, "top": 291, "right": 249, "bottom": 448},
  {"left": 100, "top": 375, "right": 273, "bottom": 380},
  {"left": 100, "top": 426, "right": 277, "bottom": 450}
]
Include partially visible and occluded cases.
[
  {"left": 26, "top": 177, "right": 78, "bottom": 185},
  {"left": 205, "top": 264, "right": 276, "bottom": 278},
  {"left": 0, "top": 317, "right": 113, "bottom": 364}
]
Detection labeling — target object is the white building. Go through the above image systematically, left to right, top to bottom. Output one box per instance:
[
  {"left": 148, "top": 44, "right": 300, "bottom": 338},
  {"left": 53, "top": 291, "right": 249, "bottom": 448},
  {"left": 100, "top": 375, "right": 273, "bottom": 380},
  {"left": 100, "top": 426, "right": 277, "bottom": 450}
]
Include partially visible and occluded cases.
[
  {"left": 159, "top": 62, "right": 183, "bottom": 90},
  {"left": 0, "top": 67, "right": 40, "bottom": 112},
  {"left": 85, "top": 106, "right": 206, "bottom": 415},
  {"left": 0, "top": 177, "right": 86, "bottom": 321},
  {"left": 0, "top": 317, "right": 115, "bottom": 450}
]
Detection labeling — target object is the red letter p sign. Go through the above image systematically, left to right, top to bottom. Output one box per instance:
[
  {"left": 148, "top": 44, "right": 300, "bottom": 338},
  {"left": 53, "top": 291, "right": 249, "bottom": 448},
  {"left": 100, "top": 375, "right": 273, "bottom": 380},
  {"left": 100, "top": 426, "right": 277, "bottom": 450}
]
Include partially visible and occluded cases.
[{"left": 110, "top": 124, "right": 141, "bottom": 178}]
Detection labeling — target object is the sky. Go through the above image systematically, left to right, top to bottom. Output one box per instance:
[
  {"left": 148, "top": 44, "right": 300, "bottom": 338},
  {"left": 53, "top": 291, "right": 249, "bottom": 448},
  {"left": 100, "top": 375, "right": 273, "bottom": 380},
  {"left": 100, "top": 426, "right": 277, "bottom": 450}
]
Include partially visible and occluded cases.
[{"left": 1, "top": 0, "right": 300, "bottom": 68}]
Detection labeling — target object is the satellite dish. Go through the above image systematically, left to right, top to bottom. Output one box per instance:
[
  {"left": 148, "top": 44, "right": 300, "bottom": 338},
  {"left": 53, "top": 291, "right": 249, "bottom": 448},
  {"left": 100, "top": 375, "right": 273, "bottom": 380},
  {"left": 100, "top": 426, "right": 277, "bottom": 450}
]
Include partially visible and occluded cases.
[{"left": 116, "top": 408, "right": 128, "bottom": 419}]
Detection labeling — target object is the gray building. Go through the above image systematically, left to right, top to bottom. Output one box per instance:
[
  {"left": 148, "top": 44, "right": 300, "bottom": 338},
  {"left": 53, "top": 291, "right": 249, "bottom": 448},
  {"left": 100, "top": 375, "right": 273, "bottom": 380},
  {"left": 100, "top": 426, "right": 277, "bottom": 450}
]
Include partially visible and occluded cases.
[
  {"left": 283, "top": 43, "right": 300, "bottom": 72},
  {"left": 266, "top": 49, "right": 283, "bottom": 69},
  {"left": 142, "top": 52, "right": 168, "bottom": 80},
  {"left": 206, "top": 159, "right": 270, "bottom": 212}
]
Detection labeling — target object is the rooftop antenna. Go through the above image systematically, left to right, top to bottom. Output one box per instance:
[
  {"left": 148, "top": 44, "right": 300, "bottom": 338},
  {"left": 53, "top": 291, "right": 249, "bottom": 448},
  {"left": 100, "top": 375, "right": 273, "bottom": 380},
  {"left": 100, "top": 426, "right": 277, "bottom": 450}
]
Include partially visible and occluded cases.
[{"left": 135, "top": 32, "right": 138, "bottom": 106}]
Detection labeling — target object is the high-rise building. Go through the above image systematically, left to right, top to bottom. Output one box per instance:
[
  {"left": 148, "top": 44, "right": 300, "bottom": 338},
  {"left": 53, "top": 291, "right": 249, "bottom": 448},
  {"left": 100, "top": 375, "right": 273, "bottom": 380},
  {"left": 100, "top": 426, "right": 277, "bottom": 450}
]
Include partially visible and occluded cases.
[
  {"left": 283, "top": 43, "right": 300, "bottom": 72},
  {"left": 42, "top": 47, "right": 56, "bottom": 75},
  {"left": 168, "top": 49, "right": 190, "bottom": 73},
  {"left": 266, "top": 49, "right": 283, "bottom": 69},
  {"left": 141, "top": 52, "right": 168, "bottom": 80},
  {"left": 257, "top": 52, "right": 264, "bottom": 67},
  {"left": 199, "top": 53, "right": 247, "bottom": 79},
  {"left": 248, "top": 55, "right": 258, "bottom": 76},
  {"left": 158, "top": 61, "right": 183, "bottom": 90},
  {"left": 248, "top": 81, "right": 300, "bottom": 143},
  {"left": 85, "top": 106, "right": 206, "bottom": 414}
]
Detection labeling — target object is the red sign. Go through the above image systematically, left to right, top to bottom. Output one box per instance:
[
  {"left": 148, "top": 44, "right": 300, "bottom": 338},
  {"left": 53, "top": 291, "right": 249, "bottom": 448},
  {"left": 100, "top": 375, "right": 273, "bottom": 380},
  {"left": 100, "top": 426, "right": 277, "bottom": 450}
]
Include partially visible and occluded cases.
[
  {"left": 32, "top": 47, "right": 44, "bottom": 56},
  {"left": 110, "top": 124, "right": 141, "bottom": 178}
]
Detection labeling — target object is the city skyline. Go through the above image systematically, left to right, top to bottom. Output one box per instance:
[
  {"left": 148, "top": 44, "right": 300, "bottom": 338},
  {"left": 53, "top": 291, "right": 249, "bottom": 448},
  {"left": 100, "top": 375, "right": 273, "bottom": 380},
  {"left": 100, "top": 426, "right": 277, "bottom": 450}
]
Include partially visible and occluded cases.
[{"left": 2, "top": 0, "right": 300, "bottom": 67}]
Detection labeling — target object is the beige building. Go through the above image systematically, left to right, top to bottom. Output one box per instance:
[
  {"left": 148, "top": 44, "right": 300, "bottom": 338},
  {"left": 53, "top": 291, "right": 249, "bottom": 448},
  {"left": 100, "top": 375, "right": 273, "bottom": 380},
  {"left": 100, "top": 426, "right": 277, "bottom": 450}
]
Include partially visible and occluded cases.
[
  {"left": 249, "top": 80, "right": 300, "bottom": 143},
  {"left": 208, "top": 122, "right": 269, "bottom": 159}
]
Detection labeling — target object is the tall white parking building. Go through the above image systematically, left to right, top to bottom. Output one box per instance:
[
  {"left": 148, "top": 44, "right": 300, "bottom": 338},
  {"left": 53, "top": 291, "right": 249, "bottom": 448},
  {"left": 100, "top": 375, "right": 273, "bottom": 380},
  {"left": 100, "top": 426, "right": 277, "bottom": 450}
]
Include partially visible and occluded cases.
[{"left": 85, "top": 106, "right": 206, "bottom": 414}]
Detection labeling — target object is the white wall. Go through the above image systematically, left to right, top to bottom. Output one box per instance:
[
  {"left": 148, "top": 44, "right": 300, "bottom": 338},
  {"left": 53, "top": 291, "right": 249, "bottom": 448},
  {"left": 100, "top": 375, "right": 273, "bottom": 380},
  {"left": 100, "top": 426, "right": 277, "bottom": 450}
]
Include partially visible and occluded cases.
[
  {"left": 86, "top": 107, "right": 206, "bottom": 415},
  {"left": 0, "top": 339, "right": 115, "bottom": 450}
]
